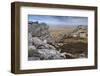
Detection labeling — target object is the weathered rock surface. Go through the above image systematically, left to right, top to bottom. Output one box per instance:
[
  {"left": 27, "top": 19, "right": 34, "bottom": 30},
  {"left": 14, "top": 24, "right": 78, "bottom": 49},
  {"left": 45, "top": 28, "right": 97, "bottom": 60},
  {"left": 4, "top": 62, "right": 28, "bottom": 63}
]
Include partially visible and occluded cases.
[
  {"left": 28, "top": 21, "right": 66, "bottom": 60},
  {"left": 28, "top": 21, "right": 54, "bottom": 44},
  {"left": 28, "top": 37, "right": 66, "bottom": 60}
]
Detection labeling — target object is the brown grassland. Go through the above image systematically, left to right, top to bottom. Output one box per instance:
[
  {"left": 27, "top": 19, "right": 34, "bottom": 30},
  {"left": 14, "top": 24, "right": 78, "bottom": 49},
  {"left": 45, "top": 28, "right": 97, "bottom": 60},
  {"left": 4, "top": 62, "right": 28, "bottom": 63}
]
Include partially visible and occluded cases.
[{"left": 49, "top": 26, "right": 75, "bottom": 40}]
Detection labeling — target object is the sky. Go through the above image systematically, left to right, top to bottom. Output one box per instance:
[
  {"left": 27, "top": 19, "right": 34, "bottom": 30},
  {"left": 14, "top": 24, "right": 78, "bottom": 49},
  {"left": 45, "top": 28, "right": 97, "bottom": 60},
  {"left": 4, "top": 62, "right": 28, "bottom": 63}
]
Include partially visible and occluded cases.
[{"left": 28, "top": 15, "right": 88, "bottom": 26}]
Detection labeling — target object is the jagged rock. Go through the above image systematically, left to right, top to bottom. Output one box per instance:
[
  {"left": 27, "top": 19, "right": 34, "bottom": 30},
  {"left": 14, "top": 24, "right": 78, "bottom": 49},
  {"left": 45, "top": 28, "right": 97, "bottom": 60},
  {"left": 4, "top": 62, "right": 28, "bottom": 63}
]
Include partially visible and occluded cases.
[
  {"left": 28, "top": 21, "right": 54, "bottom": 44},
  {"left": 31, "top": 37, "right": 56, "bottom": 49},
  {"left": 32, "top": 37, "right": 45, "bottom": 46},
  {"left": 37, "top": 44, "right": 56, "bottom": 50}
]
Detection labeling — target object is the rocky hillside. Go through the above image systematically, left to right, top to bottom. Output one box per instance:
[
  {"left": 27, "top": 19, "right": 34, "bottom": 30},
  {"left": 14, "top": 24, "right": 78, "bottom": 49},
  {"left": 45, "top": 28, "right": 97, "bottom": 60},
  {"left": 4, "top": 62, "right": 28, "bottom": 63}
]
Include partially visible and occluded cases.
[
  {"left": 28, "top": 21, "right": 66, "bottom": 60},
  {"left": 28, "top": 22, "right": 88, "bottom": 60}
]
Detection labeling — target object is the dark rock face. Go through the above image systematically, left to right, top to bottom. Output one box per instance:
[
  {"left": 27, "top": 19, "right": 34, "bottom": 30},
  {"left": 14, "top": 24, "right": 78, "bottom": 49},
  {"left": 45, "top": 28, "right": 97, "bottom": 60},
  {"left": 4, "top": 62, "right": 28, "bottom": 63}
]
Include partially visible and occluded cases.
[{"left": 28, "top": 21, "right": 66, "bottom": 60}]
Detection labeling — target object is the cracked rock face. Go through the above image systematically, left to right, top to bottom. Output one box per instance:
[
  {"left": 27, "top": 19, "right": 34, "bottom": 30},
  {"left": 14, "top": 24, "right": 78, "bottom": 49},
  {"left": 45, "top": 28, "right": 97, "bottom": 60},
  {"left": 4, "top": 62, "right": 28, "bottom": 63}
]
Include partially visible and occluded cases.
[{"left": 28, "top": 21, "right": 66, "bottom": 60}]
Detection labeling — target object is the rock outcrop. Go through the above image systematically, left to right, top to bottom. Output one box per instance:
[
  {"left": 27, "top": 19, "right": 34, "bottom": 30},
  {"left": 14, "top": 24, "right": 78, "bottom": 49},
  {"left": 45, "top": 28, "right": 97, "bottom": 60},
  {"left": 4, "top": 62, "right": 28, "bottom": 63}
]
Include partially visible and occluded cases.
[
  {"left": 28, "top": 21, "right": 66, "bottom": 60},
  {"left": 28, "top": 21, "right": 54, "bottom": 44}
]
